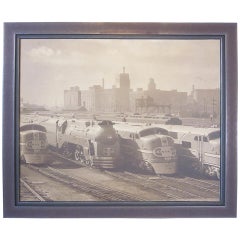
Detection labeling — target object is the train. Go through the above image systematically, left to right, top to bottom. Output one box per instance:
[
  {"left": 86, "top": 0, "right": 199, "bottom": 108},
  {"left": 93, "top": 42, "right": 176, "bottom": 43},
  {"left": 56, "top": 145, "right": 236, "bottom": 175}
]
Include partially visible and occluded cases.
[
  {"left": 40, "top": 118, "right": 120, "bottom": 169},
  {"left": 113, "top": 122, "right": 177, "bottom": 174},
  {"left": 20, "top": 123, "right": 50, "bottom": 164},
  {"left": 156, "top": 124, "right": 220, "bottom": 179}
]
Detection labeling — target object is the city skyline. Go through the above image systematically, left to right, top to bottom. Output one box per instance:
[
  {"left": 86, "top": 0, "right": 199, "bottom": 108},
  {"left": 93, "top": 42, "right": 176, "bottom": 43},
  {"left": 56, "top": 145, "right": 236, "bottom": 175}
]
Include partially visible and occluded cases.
[{"left": 20, "top": 38, "right": 220, "bottom": 107}]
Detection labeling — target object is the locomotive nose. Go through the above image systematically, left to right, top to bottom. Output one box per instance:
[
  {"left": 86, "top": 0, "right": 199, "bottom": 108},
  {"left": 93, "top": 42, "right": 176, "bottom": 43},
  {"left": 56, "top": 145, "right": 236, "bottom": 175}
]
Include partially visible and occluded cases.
[
  {"left": 139, "top": 135, "right": 177, "bottom": 175},
  {"left": 140, "top": 135, "right": 176, "bottom": 159},
  {"left": 142, "top": 135, "right": 174, "bottom": 150},
  {"left": 210, "top": 140, "right": 220, "bottom": 155}
]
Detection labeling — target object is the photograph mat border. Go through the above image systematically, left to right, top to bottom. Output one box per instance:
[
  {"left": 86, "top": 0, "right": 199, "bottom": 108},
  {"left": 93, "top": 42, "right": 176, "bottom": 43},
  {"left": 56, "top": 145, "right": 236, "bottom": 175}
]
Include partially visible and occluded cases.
[{"left": 17, "top": 34, "right": 223, "bottom": 207}]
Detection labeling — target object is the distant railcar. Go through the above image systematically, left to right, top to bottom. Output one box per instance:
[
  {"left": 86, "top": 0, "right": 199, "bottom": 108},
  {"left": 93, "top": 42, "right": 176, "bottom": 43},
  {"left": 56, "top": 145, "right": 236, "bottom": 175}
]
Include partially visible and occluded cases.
[
  {"left": 41, "top": 118, "right": 120, "bottom": 169},
  {"left": 114, "top": 123, "right": 177, "bottom": 174},
  {"left": 20, "top": 124, "right": 49, "bottom": 164},
  {"left": 158, "top": 124, "right": 220, "bottom": 179}
]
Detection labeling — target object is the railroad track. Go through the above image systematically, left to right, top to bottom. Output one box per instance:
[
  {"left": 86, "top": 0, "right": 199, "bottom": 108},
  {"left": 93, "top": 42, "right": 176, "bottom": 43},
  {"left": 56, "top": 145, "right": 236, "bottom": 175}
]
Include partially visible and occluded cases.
[
  {"left": 49, "top": 150, "right": 220, "bottom": 200},
  {"left": 25, "top": 151, "right": 219, "bottom": 201},
  {"left": 49, "top": 151, "right": 85, "bottom": 167},
  {"left": 53, "top": 152, "right": 200, "bottom": 201},
  {"left": 26, "top": 164, "right": 145, "bottom": 201},
  {"left": 103, "top": 170, "right": 183, "bottom": 200},
  {"left": 104, "top": 170, "right": 220, "bottom": 200},
  {"left": 131, "top": 172, "right": 220, "bottom": 199},
  {"left": 153, "top": 174, "right": 220, "bottom": 199},
  {"left": 162, "top": 175, "right": 220, "bottom": 193},
  {"left": 183, "top": 176, "right": 219, "bottom": 188},
  {"left": 20, "top": 178, "right": 48, "bottom": 201}
]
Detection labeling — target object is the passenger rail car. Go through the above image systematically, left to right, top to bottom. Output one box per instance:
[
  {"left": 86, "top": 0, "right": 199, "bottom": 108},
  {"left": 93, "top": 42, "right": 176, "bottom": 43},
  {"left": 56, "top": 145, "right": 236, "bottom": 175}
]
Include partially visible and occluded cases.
[
  {"left": 41, "top": 118, "right": 120, "bottom": 169},
  {"left": 20, "top": 123, "right": 49, "bottom": 164},
  {"left": 114, "top": 123, "right": 177, "bottom": 174},
  {"left": 157, "top": 125, "right": 220, "bottom": 179}
]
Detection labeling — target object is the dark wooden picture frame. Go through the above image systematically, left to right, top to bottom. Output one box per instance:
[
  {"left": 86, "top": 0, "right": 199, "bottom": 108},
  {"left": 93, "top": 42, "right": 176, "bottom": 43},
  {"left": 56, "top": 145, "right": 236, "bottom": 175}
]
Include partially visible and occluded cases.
[{"left": 3, "top": 22, "right": 237, "bottom": 218}]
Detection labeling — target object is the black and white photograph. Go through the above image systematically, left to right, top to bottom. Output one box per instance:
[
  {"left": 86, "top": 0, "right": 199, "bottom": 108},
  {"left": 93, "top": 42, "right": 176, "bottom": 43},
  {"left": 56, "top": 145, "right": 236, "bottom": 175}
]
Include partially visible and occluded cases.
[{"left": 19, "top": 37, "right": 221, "bottom": 203}]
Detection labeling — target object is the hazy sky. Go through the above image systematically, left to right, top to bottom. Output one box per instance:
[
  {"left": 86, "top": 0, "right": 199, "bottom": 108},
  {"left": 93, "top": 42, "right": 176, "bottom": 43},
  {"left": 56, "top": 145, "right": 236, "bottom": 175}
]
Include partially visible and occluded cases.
[{"left": 20, "top": 38, "right": 220, "bottom": 107}]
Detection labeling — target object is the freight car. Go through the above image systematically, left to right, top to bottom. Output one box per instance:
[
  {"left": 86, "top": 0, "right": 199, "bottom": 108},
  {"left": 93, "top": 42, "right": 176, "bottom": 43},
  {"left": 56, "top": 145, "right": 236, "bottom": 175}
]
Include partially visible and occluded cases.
[
  {"left": 41, "top": 118, "right": 120, "bottom": 169},
  {"left": 20, "top": 123, "right": 50, "bottom": 164},
  {"left": 113, "top": 123, "right": 177, "bottom": 174},
  {"left": 157, "top": 124, "right": 220, "bottom": 179}
]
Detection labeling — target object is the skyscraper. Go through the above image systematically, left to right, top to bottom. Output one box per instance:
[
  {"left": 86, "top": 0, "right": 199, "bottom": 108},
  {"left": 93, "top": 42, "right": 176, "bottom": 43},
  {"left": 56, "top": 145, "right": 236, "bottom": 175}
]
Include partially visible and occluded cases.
[
  {"left": 117, "top": 67, "right": 130, "bottom": 112},
  {"left": 148, "top": 78, "right": 156, "bottom": 91},
  {"left": 64, "top": 86, "right": 81, "bottom": 110}
]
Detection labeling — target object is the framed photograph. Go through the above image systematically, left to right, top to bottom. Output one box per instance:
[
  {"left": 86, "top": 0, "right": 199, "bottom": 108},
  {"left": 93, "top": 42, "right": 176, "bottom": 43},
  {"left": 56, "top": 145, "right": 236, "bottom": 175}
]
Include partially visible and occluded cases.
[{"left": 3, "top": 22, "right": 237, "bottom": 218}]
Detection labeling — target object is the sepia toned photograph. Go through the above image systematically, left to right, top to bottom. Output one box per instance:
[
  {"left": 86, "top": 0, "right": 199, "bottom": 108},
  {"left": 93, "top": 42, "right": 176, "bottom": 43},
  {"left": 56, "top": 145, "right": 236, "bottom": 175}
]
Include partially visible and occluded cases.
[
  {"left": 2, "top": 22, "right": 237, "bottom": 218},
  {"left": 19, "top": 37, "right": 221, "bottom": 203}
]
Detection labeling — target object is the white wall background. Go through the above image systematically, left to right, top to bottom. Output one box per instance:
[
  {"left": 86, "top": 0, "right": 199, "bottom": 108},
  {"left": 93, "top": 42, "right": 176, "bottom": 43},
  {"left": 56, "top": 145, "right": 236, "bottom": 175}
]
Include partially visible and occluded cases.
[{"left": 0, "top": 1, "right": 239, "bottom": 240}]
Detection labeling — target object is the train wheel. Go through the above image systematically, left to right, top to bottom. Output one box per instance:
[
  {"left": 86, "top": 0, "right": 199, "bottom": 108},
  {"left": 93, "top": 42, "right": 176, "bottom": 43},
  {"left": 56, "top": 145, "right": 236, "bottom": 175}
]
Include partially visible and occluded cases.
[
  {"left": 62, "top": 143, "right": 73, "bottom": 159},
  {"left": 74, "top": 146, "right": 85, "bottom": 163},
  {"left": 84, "top": 159, "right": 93, "bottom": 167},
  {"left": 139, "top": 161, "right": 155, "bottom": 174},
  {"left": 144, "top": 161, "right": 155, "bottom": 173},
  {"left": 191, "top": 161, "right": 203, "bottom": 175}
]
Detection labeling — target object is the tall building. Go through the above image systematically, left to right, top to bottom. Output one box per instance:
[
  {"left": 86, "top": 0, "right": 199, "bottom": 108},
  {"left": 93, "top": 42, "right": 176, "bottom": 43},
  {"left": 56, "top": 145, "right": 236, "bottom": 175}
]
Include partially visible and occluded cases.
[
  {"left": 117, "top": 67, "right": 130, "bottom": 112},
  {"left": 119, "top": 67, "right": 130, "bottom": 89},
  {"left": 81, "top": 68, "right": 131, "bottom": 113},
  {"left": 148, "top": 78, "right": 156, "bottom": 91},
  {"left": 81, "top": 85, "right": 101, "bottom": 112},
  {"left": 81, "top": 85, "right": 118, "bottom": 112},
  {"left": 64, "top": 86, "right": 81, "bottom": 110},
  {"left": 192, "top": 88, "right": 220, "bottom": 116}
]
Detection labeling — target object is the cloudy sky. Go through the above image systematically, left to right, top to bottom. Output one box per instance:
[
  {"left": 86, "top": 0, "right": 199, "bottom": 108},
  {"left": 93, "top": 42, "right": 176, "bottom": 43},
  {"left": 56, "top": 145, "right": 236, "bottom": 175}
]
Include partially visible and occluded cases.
[{"left": 20, "top": 38, "right": 220, "bottom": 107}]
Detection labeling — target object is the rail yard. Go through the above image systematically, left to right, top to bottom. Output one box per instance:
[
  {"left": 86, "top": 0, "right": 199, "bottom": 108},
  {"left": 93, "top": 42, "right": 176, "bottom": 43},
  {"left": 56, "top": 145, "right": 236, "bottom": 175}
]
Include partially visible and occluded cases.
[{"left": 19, "top": 112, "right": 221, "bottom": 202}]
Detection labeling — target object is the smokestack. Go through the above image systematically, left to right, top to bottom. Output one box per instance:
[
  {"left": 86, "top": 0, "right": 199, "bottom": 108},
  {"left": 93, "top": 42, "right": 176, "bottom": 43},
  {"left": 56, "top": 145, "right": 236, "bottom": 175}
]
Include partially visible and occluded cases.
[{"left": 102, "top": 78, "right": 105, "bottom": 89}]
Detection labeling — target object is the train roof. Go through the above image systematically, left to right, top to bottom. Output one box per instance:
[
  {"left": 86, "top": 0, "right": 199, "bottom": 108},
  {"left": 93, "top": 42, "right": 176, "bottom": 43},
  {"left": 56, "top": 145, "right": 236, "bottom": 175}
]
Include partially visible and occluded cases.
[
  {"left": 40, "top": 117, "right": 115, "bottom": 132},
  {"left": 114, "top": 122, "right": 168, "bottom": 134},
  {"left": 20, "top": 123, "right": 47, "bottom": 132},
  {"left": 155, "top": 124, "right": 220, "bottom": 136}
]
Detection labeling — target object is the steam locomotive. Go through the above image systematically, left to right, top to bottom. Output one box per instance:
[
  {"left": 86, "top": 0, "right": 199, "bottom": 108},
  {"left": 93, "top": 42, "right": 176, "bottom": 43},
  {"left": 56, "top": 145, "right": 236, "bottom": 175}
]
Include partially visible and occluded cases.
[
  {"left": 41, "top": 118, "right": 120, "bottom": 169},
  {"left": 20, "top": 123, "right": 50, "bottom": 164},
  {"left": 113, "top": 123, "right": 177, "bottom": 174},
  {"left": 158, "top": 124, "right": 220, "bottom": 179}
]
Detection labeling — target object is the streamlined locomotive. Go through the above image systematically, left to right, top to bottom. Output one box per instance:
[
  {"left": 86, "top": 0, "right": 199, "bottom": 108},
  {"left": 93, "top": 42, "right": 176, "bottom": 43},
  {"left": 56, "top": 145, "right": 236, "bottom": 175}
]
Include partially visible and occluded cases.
[
  {"left": 41, "top": 118, "right": 120, "bottom": 168},
  {"left": 20, "top": 123, "right": 49, "bottom": 164},
  {"left": 114, "top": 123, "right": 177, "bottom": 174},
  {"left": 159, "top": 124, "right": 220, "bottom": 179}
]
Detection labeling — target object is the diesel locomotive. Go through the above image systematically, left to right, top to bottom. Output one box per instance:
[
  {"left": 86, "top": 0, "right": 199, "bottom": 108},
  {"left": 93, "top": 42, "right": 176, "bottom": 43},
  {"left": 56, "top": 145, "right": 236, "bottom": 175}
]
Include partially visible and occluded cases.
[
  {"left": 41, "top": 118, "right": 120, "bottom": 169},
  {"left": 20, "top": 123, "right": 50, "bottom": 164},
  {"left": 113, "top": 123, "right": 177, "bottom": 174},
  {"left": 158, "top": 124, "right": 220, "bottom": 179}
]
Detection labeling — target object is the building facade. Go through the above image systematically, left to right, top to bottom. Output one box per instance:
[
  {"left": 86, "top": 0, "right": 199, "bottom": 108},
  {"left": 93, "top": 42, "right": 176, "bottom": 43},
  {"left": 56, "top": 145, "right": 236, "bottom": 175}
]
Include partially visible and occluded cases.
[
  {"left": 80, "top": 68, "right": 130, "bottom": 113},
  {"left": 64, "top": 73, "right": 219, "bottom": 118},
  {"left": 130, "top": 78, "right": 188, "bottom": 114},
  {"left": 81, "top": 85, "right": 119, "bottom": 112},
  {"left": 64, "top": 86, "right": 81, "bottom": 110},
  {"left": 192, "top": 87, "right": 220, "bottom": 117}
]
